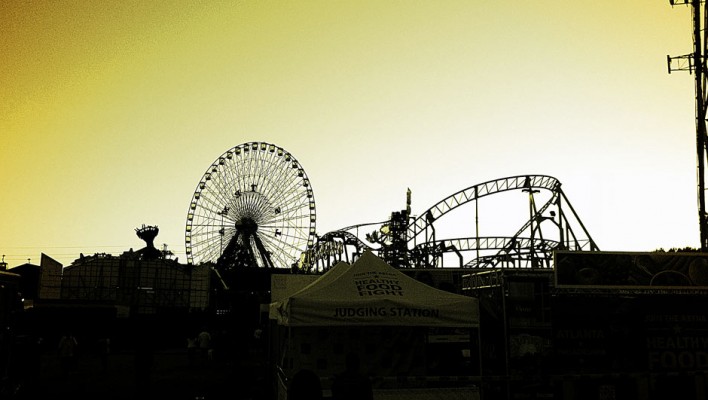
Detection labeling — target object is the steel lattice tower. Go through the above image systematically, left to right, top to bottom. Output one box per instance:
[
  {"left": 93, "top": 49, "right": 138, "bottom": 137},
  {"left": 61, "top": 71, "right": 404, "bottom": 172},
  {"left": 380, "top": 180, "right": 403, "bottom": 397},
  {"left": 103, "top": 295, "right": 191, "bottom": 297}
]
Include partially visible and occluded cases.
[{"left": 668, "top": 0, "right": 708, "bottom": 250}]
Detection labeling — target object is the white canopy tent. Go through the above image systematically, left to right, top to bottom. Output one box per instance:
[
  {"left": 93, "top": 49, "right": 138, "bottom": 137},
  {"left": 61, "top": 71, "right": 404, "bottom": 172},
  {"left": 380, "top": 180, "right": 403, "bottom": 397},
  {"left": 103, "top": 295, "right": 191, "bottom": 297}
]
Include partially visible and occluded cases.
[
  {"left": 269, "top": 250, "right": 479, "bottom": 328},
  {"left": 268, "top": 251, "right": 482, "bottom": 399}
]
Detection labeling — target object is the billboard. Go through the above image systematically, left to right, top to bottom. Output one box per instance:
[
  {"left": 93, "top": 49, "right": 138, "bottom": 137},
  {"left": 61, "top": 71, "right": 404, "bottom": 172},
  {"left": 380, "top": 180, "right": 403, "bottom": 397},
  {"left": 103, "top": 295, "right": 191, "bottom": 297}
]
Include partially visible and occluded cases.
[
  {"left": 554, "top": 251, "right": 708, "bottom": 290},
  {"left": 551, "top": 294, "right": 708, "bottom": 374}
]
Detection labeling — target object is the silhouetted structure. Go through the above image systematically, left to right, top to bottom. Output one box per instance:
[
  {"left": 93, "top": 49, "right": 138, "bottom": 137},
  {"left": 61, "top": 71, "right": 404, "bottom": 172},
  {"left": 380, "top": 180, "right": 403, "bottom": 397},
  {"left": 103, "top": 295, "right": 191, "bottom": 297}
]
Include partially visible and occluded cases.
[
  {"left": 669, "top": 1, "right": 708, "bottom": 251},
  {"left": 185, "top": 142, "right": 317, "bottom": 276},
  {"left": 308, "top": 175, "right": 599, "bottom": 272},
  {"left": 134, "top": 225, "right": 162, "bottom": 261},
  {"left": 464, "top": 251, "right": 708, "bottom": 399},
  {"left": 0, "top": 269, "right": 21, "bottom": 393}
]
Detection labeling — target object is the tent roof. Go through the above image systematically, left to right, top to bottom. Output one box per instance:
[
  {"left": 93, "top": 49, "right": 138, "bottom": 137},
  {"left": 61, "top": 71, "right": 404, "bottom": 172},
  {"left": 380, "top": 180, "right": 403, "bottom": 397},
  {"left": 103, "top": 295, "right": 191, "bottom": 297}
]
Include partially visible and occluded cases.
[{"left": 270, "top": 250, "right": 479, "bottom": 327}]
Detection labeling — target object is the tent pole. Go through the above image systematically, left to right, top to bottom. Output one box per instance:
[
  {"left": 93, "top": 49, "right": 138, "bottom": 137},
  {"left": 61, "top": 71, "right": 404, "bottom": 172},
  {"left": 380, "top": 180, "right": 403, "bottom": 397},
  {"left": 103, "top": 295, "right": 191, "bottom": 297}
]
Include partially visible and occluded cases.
[{"left": 477, "top": 327, "right": 483, "bottom": 399}]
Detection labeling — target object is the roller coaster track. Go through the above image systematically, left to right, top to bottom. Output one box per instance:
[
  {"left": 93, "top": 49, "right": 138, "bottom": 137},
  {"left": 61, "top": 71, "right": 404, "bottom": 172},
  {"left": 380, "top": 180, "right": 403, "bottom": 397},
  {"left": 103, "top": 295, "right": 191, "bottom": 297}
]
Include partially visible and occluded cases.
[
  {"left": 310, "top": 175, "right": 598, "bottom": 270},
  {"left": 408, "top": 175, "right": 560, "bottom": 243},
  {"left": 408, "top": 175, "right": 597, "bottom": 268},
  {"left": 307, "top": 230, "right": 374, "bottom": 271},
  {"left": 409, "top": 236, "right": 560, "bottom": 268},
  {"left": 413, "top": 237, "right": 561, "bottom": 255}
]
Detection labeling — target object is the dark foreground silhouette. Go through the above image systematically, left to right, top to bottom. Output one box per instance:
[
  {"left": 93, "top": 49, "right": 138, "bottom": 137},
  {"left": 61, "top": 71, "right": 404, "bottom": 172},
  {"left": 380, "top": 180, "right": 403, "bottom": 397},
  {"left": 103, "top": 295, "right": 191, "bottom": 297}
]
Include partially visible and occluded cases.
[{"left": 11, "top": 346, "right": 268, "bottom": 400}]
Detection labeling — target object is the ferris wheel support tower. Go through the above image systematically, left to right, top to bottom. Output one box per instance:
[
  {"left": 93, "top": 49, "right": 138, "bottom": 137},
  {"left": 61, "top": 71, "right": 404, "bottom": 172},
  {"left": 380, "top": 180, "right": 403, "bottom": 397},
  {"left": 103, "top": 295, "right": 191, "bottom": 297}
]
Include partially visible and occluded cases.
[{"left": 668, "top": 0, "right": 708, "bottom": 250}]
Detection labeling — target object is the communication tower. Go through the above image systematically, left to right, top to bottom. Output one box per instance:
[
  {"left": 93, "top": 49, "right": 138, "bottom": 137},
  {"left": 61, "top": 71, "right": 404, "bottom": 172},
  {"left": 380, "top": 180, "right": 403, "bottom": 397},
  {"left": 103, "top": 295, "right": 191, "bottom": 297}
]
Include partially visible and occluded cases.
[{"left": 668, "top": 0, "right": 708, "bottom": 250}]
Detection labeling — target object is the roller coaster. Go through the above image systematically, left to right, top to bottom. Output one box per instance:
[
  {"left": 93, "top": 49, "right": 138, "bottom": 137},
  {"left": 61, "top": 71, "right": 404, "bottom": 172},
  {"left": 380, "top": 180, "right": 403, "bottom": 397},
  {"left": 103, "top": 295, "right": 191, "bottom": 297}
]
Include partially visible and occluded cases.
[{"left": 306, "top": 175, "right": 599, "bottom": 271}]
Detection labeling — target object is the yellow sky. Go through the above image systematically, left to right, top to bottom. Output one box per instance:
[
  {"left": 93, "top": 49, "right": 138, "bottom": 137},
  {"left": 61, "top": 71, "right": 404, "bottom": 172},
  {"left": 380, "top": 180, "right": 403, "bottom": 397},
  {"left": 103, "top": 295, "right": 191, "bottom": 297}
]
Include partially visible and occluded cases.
[{"left": 0, "top": 1, "right": 700, "bottom": 268}]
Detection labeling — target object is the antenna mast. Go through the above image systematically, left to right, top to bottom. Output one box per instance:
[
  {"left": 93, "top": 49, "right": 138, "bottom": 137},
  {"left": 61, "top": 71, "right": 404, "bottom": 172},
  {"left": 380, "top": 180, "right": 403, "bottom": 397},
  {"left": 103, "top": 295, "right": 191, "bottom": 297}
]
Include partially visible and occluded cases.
[{"left": 668, "top": 0, "right": 708, "bottom": 250}]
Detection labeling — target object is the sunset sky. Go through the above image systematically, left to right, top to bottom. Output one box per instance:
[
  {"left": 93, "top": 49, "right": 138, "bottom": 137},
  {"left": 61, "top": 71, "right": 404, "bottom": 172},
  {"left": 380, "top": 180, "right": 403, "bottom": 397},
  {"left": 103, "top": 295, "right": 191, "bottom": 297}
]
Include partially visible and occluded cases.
[{"left": 0, "top": 1, "right": 700, "bottom": 268}]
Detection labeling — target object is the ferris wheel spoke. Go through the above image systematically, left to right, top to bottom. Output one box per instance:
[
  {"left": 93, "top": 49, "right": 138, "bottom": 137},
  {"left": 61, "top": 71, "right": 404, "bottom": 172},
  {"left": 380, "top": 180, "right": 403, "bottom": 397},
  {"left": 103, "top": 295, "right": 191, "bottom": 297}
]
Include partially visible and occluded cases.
[
  {"left": 259, "top": 151, "right": 283, "bottom": 191},
  {"left": 253, "top": 153, "right": 269, "bottom": 191},
  {"left": 259, "top": 156, "right": 293, "bottom": 191},
  {"left": 260, "top": 160, "right": 289, "bottom": 200},
  {"left": 209, "top": 171, "right": 236, "bottom": 210},
  {"left": 268, "top": 172, "right": 305, "bottom": 204},
  {"left": 277, "top": 176, "right": 308, "bottom": 209},
  {"left": 207, "top": 180, "right": 235, "bottom": 212},
  {"left": 269, "top": 188, "right": 302, "bottom": 214},
  {"left": 196, "top": 189, "right": 229, "bottom": 215},
  {"left": 249, "top": 190, "right": 271, "bottom": 219},
  {"left": 277, "top": 204, "right": 312, "bottom": 224},
  {"left": 261, "top": 211, "right": 310, "bottom": 228},
  {"left": 191, "top": 212, "right": 233, "bottom": 229},
  {"left": 260, "top": 213, "right": 309, "bottom": 233},
  {"left": 191, "top": 225, "right": 235, "bottom": 239},
  {"left": 259, "top": 229, "right": 308, "bottom": 244},
  {"left": 260, "top": 232, "right": 308, "bottom": 258},
  {"left": 258, "top": 234, "right": 301, "bottom": 264},
  {"left": 191, "top": 237, "right": 219, "bottom": 258}
]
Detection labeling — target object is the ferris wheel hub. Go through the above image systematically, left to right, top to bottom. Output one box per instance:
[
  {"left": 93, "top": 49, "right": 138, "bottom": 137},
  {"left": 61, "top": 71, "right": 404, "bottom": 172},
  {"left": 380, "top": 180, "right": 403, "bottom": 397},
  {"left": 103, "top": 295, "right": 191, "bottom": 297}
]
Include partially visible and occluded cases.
[{"left": 235, "top": 217, "right": 259, "bottom": 235}]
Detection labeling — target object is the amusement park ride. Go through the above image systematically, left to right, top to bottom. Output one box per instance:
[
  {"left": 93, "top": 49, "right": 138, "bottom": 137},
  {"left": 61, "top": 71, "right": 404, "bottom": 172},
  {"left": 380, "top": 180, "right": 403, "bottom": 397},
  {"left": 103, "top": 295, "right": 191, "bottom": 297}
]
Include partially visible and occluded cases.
[{"left": 184, "top": 141, "right": 599, "bottom": 283}]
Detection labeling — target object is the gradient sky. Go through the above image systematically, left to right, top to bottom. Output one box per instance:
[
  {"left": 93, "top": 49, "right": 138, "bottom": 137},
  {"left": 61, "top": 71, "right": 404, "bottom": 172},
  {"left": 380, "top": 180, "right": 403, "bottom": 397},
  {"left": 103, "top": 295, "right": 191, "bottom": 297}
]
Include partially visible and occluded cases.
[{"left": 0, "top": 1, "right": 700, "bottom": 268}]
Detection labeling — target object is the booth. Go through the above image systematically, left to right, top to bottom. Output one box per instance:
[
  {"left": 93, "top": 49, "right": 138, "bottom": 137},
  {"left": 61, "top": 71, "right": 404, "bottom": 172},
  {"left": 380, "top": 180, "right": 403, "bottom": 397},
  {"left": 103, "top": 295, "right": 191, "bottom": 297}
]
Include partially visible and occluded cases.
[{"left": 269, "top": 251, "right": 480, "bottom": 399}]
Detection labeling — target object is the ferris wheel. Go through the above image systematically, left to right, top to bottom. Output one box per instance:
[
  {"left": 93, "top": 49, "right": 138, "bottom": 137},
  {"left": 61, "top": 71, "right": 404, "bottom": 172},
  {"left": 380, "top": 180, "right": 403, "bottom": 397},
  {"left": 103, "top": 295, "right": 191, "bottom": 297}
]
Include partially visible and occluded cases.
[{"left": 185, "top": 142, "right": 316, "bottom": 270}]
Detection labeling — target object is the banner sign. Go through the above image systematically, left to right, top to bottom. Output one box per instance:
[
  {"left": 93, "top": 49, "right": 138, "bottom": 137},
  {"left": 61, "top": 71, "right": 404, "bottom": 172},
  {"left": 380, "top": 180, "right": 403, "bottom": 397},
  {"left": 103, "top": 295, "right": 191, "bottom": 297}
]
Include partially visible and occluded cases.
[
  {"left": 555, "top": 251, "right": 708, "bottom": 289},
  {"left": 551, "top": 295, "right": 708, "bottom": 373}
]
